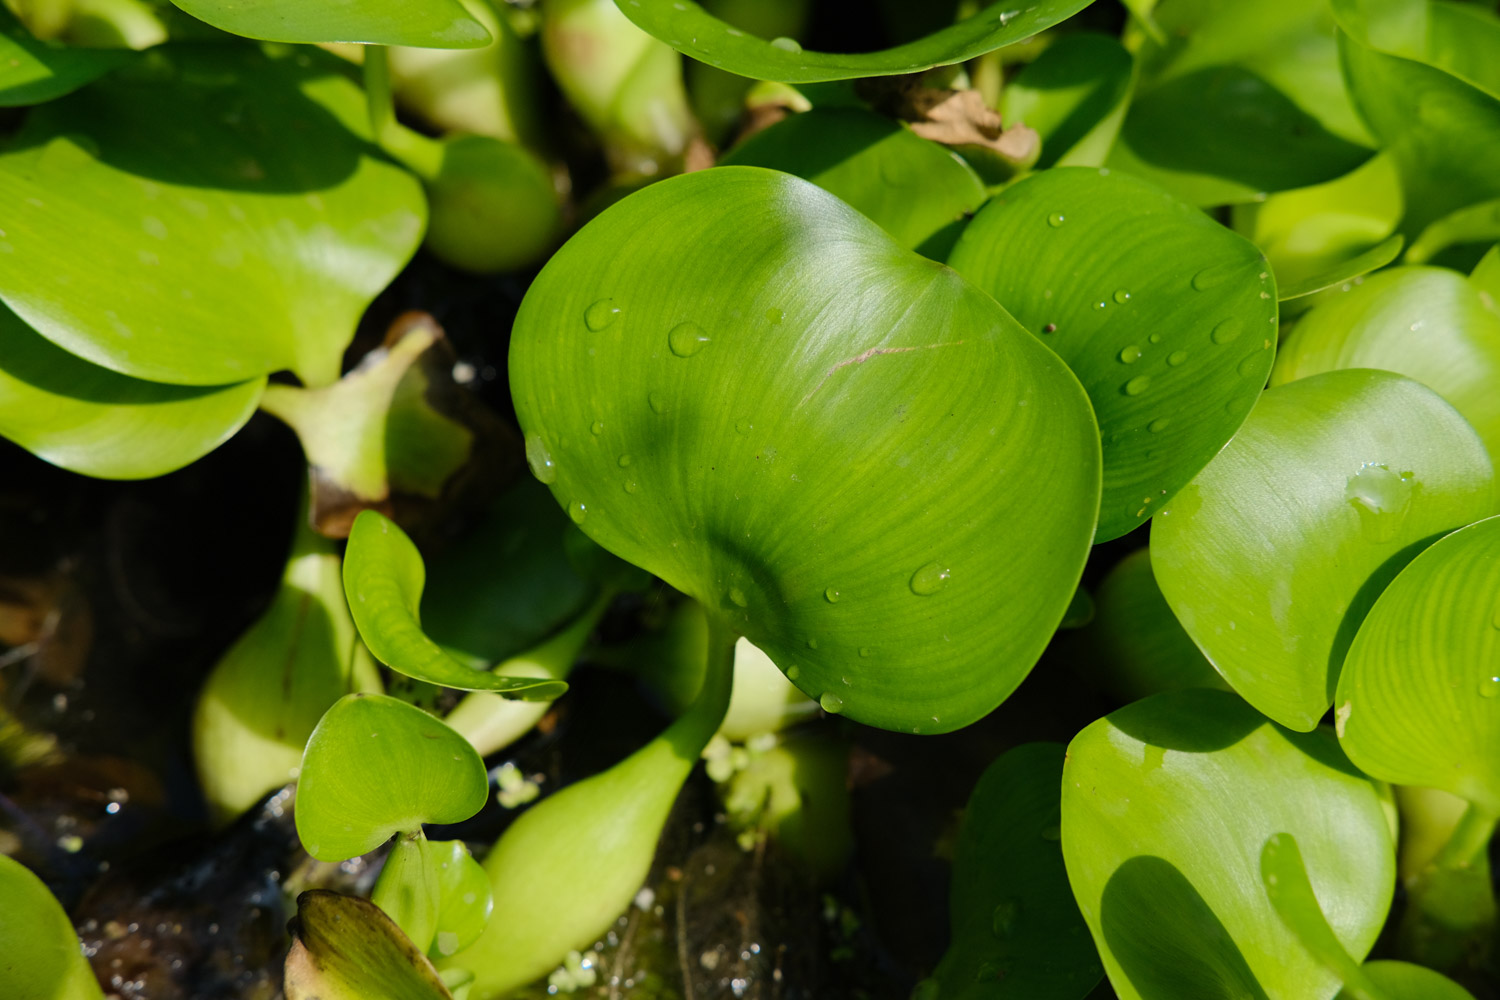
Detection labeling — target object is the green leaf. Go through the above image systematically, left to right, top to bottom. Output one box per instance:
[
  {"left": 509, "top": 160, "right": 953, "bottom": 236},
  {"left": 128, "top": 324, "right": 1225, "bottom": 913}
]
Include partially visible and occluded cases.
[
  {"left": 167, "top": 0, "right": 490, "bottom": 48},
  {"left": 610, "top": 0, "right": 1097, "bottom": 83},
  {"left": 0, "top": 6, "right": 132, "bottom": 106},
  {"left": 1000, "top": 33, "right": 1134, "bottom": 170},
  {"left": 0, "top": 45, "right": 425, "bottom": 388},
  {"left": 721, "top": 108, "right": 985, "bottom": 256},
  {"left": 509, "top": 166, "right": 1101, "bottom": 734},
  {"left": 949, "top": 166, "right": 1276, "bottom": 542},
  {"left": 1406, "top": 199, "right": 1500, "bottom": 266},
  {"left": 1277, "top": 234, "right": 1404, "bottom": 300},
  {"left": 1473, "top": 244, "right": 1500, "bottom": 311},
  {"left": 1271, "top": 266, "right": 1500, "bottom": 462},
  {"left": 0, "top": 302, "right": 264, "bottom": 479},
  {"left": 1151, "top": 369, "right": 1496, "bottom": 731},
  {"left": 344, "top": 510, "right": 569, "bottom": 697},
  {"left": 1336, "top": 515, "right": 1500, "bottom": 813},
  {"left": 1085, "top": 547, "right": 1228, "bottom": 702},
  {"left": 1061, "top": 689, "right": 1395, "bottom": 1000},
  {"left": 294, "top": 693, "right": 488, "bottom": 862},
  {"left": 927, "top": 743, "right": 1103, "bottom": 1000},
  {"left": 372, "top": 833, "right": 442, "bottom": 954},
  {"left": 1259, "top": 833, "right": 1383, "bottom": 993},
  {"left": 424, "top": 839, "right": 493, "bottom": 960},
  {"left": 0, "top": 854, "right": 105, "bottom": 1000},
  {"left": 285, "top": 891, "right": 452, "bottom": 1000},
  {"left": 1342, "top": 961, "right": 1478, "bottom": 1000}
]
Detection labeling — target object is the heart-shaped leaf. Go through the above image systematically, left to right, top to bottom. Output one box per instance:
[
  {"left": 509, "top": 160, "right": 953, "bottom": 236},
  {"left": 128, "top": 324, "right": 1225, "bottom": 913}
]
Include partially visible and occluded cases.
[
  {"left": 168, "top": 0, "right": 490, "bottom": 48},
  {"left": 611, "top": 0, "right": 1096, "bottom": 83},
  {"left": 0, "top": 6, "right": 132, "bottom": 106},
  {"left": 999, "top": 33, "right": 1134, "bottom": 170},
  {"left": 0, "top": 45, "right": 425, "bottom": 387},
  {"left": 721, "top": 108, "right": 985, "bottom": 256},
  {"left": 509, "top": 165, "right": 1101, "bottom": 733},
  {"left": 949, "top": 166, "right": 1276, "bottom": 541},
  {"left": 1277, "top": 234, "right": 1404, "bottom": 301},
  {"left": 1272, "top": 266, "right": 1500, "bottom": 461},
  {"left": 0, "top": 302, "right": 264, "bottom": 479},
  {"left": 1151, "top": 369, "right": 1496, "bottom": 731},
  {"left": 344, "top": 510, "right": 570, "bottom": 697},
  {"left": 1336, "top": 515, "right": 1500, "bottom": 812},
  {"left": 1085, "top": 547, "right": 1227, "bottom": 702},
  {"left": 1061, "top": 689, "right": 1395, "bottom": 1000},
  {"left": 295, "top": 693, "right": 487, "bottom": 862},
  {"left": 925, "top": 743, "right": 1103, "bottom": 1000},
  {"left": 0, "top": 854, "right": 105, "bottom": 1000},
  {"left": 285, "top": 891, "right": 452, "bottom": 1000}
]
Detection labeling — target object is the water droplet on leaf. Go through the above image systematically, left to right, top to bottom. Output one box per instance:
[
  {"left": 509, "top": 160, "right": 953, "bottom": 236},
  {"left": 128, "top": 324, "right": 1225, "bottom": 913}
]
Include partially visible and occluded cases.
[
  {"left": 770, "top": 35, "right": 802, "bottom": 51},
  {"left": 1047, "top": 212, "right": 1066, "bottom": 228},
  {"left": 1113, "top": 289, "right": 1131, "bottom": 304},
  {"left": 584, "top": 298, "right": 621, "bottom": 331},
  {"left": 1211, "top": 318, "right": 1243, "bottom": 344},
  {"left": 668, "top": 321, "right": 709, "bottom": 357},
  {"left": 1119, "top": 345, "right": 1142, "bottom": 364},
  {"left": 1167, "top": 350, "right": 1188, "bottom": 366},
  {"left": 1123, "top": 375, "right": 1151, "bottom": 396},
  {"left": 649, "top": 391, "right": 669, "bottom": 414},
  {"left": 1149, "top": 417, "right": 1170, "bottom": 433},
  {"left": 524, "top": 432, "right": 556, "bottom": 484},
  {"left": 1344, "top": 464, "right": 1413, "bottom": 543},
  {"left": 568, "top": 501, "right": 587, "bottom": 524},
  {"left": 910, "top": 562, "right": 951, "bottom": 596},
  {"left": 728, "top": 587, "right": 747, "bottom": 608},
  {"left": 825, "top": 587, "right": 840, "bottom": 603},
  {"left": 820, "top": 692, "right": 844, "bottom": 713}
]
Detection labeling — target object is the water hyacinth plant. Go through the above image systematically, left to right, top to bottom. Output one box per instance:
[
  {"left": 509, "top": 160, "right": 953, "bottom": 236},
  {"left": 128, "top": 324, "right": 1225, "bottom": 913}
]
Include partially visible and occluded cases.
[{"left": 1, "top": 0, "right": 1499, "bottom": 998}]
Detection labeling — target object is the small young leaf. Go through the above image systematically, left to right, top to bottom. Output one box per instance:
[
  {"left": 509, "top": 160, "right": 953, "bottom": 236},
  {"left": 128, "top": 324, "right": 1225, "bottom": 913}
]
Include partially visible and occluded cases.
[
  {"left": 167, "top": 0, "right": 490, "bottom": 48},
  {"left": 0, "top": 6, "right": 132, "bottom": 106},
  {"left": 950, "top": 166, "right": 1276, "bottom": 541},
  {"left": 1277, "top": 234, "right": 1404, "bottom": 300},
  {"left": 1152, "top": 369, "right": 1495, "bottom": 731},
  {"left": 344, "top": 510, "right": 569, "bottom": 698},
  {"left": 1062, "top": 689, "right": 1395, "bottom": 1000},
  {"left": 295, "top": 693, "right": 487, "bottom": 862},
  {"left": 373, "top": 834, "right": 442, "bottom": 955},
  {"left": 425, "top": 839, "right": 493, "bottom": 960},
  {"left": 0, "top": 854, "right": 105, "bottom": 1000},
  {"left": 285, "top": 891, "right": 452, "bottom": 1000}
]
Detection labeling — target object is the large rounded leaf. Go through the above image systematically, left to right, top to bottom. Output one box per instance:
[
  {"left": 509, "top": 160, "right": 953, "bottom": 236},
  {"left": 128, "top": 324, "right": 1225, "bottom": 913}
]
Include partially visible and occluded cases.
[
  {"left": 168, "top": 0, "right": 490, "bottom": 48},
  {"left": 611, "top": 0, "right": 1096, "bottom": 83},
  {"left": 0, "top": 6, "right": 131, "bottom": 106},
  {"left": 0, "top": 46, "right": 425, "bottom": 387},
  {"left": 721, "top": 108, "right": 985, "bottom": 256},
  {"left": 510, "top": 166, "right": 1101, "bottom": 734},
  {"left": 949, "top": 167, "right": 1276, "bottom": 541},
  {"left": 1271, "top": 266, "right": 1500, "bottom": 461},
  {"left": 0, "top": 302, "right": 264, "bottom": 479},
  {"left": 1152, "top": 369, "right": 1496, "bottom": 731},
  {"left": 1336, "top": 515, "right": 1500, "bottom": 814},
  {"left": 1061, "top": 689, "right": 1395, "bottom": 1000},
  {"left": 295, "top": 693, "right": 488, "bottom": 862},
  {"left": 926, "top": 743, "right": 1103, "bottom": 1000},
  {"left": 0, "top": 854, "right": 105, "bottom": 1000}
]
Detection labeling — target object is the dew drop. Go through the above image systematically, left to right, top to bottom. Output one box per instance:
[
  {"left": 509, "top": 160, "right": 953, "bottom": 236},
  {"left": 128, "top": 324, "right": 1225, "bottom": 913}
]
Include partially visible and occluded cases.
[
  {"left": 770, "top": 35, "right": 802, "bottom": 51},
  {"left": 1047, "top": 212, "right": 1066, "bottom": 228},
  {"left": 1192, "top": 262, "right": 1237, "bottom": 290},
  {"left": 1113, "top": 289, "right": 1131, "bottom": 304},
  {"left": 584, "top": 298, "right": 621, "bottom": 331},
  {"left": 1092, "top": 300, "right": 1107, "bottom": 311},
  {"left": 766, "top": 307, "right": 784, "bottom": 325},
  {"left": 1211, "top": 318, "right": 1244, "bottom": 344},
  {"left": 668, "top": 321, "right": 710, "bottom": 357},
  {"left": 1149, "top": 333, "right": 1162, "bottom": 344},
  {"left": 1119, "top": 344, "right": 1142, "bottom": 364},
  {"left": 1167, "top": 350, "right": 1189, "bottom": 367},
  {"left": 1237, "top": 354, "right": 1263, "bottom": 378},
  {"left": 1123, "top": 375, "right": 1152, "bottom": 396},
  {"left": 649, "top": 391, "right": 669, "bottom": 414},
  {"left": 1148, "top": 417, "right": 1170, "bottom": 433},
  {"left": 591, "top": 420, "right": 604, "bottom": 435},
  {"left": 735, "top": 420, "right": 752, "bottom": 435},
  {"left": 524, "top": 432, "right": 556, "bottom": 484},
  {"left": 618, "top": 454, "right": 632, "bottom": 467},
  {"left": 1344, "top": 464, "right": 1414, "bottom": 543},
  {"left": 623, "top": 479, "right": 639, "bottom": 494},
  {"left": 568, "top": 500, "right": 587, "bottom": 524},
  {"left": 910, "top": 562, "right": 951, "bottom": 596},
  {"left": 728, "top": 587, "right": 748, "bottom": 608},
  {"left": 824, "top": 587, "right": 841, "bottom": 603},
  {"left": 807, "top": 638, "right": 819, "bottom": 650},
  {"left": 787, "top": 665, "right": 800, "bottom": 680},
  {"left": 1481, "top": 677, "right": 1500, "bottom": 699},
  {"left": 820, "top": 692, "right": 844, "bottom": 713},
  {"left": 991, "top": 900, "right": 1020, "bottom": 938}
]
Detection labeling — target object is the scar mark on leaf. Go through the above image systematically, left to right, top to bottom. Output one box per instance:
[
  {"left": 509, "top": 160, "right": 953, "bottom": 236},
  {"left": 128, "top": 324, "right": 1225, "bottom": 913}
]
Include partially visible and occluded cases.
[{"left": 799, "top": 341, "right": 966, "bottom": 407}]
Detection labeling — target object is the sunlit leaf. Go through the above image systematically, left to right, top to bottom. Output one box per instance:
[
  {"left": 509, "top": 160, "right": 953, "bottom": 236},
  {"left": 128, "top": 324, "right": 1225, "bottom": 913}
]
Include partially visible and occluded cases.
[
  {"left": 168, "top": 0, "right": 490, "bottom": 48},
  {"left": 0, "top": 6, "right": 131, "bottom": 106},
  {"left": 1277, "top": 234, "right": 1403, "bottom": 300},
  {"left": 0, "top": 854, "right": 105, "bottom": 1000},
  {"left": 285, "top": 891, "right": 452, "bottom": 1000}
]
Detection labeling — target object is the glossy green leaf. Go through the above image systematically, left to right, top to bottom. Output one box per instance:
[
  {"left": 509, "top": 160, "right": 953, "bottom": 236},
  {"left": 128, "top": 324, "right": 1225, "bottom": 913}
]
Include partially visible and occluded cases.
[
  {"left": 168, "top": 0, "right": 489, "bottom": 48},
  {"left": 611, "top": 0, "right": 1096, "bottom": 83},
  {"left": 1337, "top": 4, "right": 1500, "bottom": 237},
  {"left": 0, "top": 6, "right": 131, "bottom": 106},
  {"left": 1000, "top": 33, "right": 1134, "bottom": 170},
  {"left": 0, "top": 46, "right": 425, "bottom": 388},
  {"left": 721, "top": 108, "right": 985, "bottom": 256},
  {"left": 510, "top": 166, "right": 1101, "bottom": 734},
  {"left": 949, "top": 166, "right": 1276, "bottom": 542},
  {"left": 1278, "top": 234, "right": 1404, "bottom": 300},
  {"left": 1473, "top": 244, "right": 1500, "bottom": 311},
  {"left": 1272, "top": 266, "right": 1500, "bottom": 461},
  {"left": 0, "top": 302, "right": 264, "bottom": 479},
  {"left": 1152, "top": 369, "right": 1496, "bottom": 731},
  {"left": 344, "top": 510, "right": 569, "bottom": 697},
  {"left": 1336, "top": 515, "right": 1500, "bottom": 813},
  {"left": 1085, "top": 548, "right": 1227, "bottom": 702},
  {"left": 1061, "top": 689, "right": 1396, "bottom": 1000},
  {"left": 294, "top": 693, "right": 487, "bottom": 862},
  {"left": 927, "top": 743, "right": 1103, "bottom": 1000},
  {"left": 1259, "top": 833, "right": 1384, "bottom": 994},
  {"left": 372, "top": 834, "right": 442, "bottom": 954},
  {"left": 425, "top": 839, "right": 493, "bottom": 960},
  {"left": 0, "top": 854, "right": 105, "bottom": 1000},
  {"left": 285, "top": 891, "right": 452, "bottom": 1000},
  {"left": 1342, "top": 961, "right": 1478, "bottom": 1000}
]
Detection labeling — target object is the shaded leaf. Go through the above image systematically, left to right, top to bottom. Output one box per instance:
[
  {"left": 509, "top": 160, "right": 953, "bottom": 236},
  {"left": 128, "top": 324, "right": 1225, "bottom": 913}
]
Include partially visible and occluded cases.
[
  {"left": 0, "top": 6, "right": 131, "bottom": 106},
  {"left": 1000, "top": 32, "right": 1134, "bottom": 170},
  {"left": 1278, "top": 234, "right": 1403, "bottom": 300},
  {"left": 0, "top": 854, "right": 105, "bottom": 1000},
  {"left": 285, "top": 891, "right": 452, "bottom": 1000}
]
